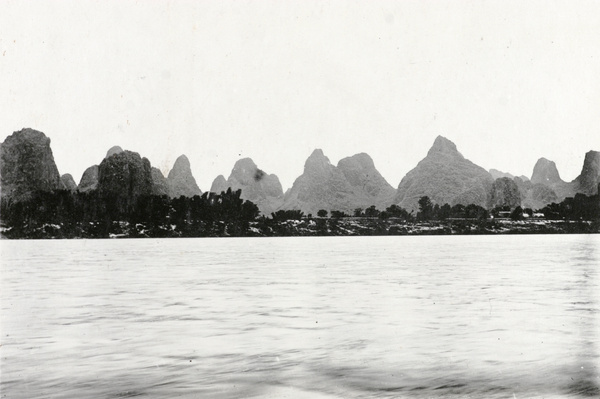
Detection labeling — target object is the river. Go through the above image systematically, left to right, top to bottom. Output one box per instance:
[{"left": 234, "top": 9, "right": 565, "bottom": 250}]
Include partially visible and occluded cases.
[{"left": 1, "top": 235, "right": 598, "bottom": 398}]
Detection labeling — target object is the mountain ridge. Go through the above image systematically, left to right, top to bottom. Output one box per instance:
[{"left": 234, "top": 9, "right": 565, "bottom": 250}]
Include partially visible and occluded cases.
[{"left": 1, "top": 128, "right": 598, "bottom": 213}]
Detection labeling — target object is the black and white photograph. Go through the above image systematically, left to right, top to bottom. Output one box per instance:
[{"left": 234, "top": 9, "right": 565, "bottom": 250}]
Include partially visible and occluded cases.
[{"left": 1, "top": 1, "right": 599, "bottom": 398}]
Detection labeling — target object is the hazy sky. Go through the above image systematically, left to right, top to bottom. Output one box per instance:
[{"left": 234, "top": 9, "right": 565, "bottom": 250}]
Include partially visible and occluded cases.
[{"left": 1, "top": 1, "right": 599, "bottom": 191}]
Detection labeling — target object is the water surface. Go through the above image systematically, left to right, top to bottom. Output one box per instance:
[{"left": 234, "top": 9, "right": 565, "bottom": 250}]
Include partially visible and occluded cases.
[{"left": 1, "top": 235, "right": 599, "bottom": 398}]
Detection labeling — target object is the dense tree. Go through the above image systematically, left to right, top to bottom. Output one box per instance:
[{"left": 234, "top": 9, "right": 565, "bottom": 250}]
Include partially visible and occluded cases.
[
  {"left": 2, "top": 186, "right": 598, "bottom": 238},
  {"left": 417, "top": 196, "right": 433, "bottom": 221},
  {"left": 385, "top": 204, "right": 411, "bottom": 220},
  {"left": 438, "top": 204, "right": 452, "bottom": 220},
  {"left": 464, "top": 204, "right": 488, "bottom": 220},
  {"left": 364, "top": 205, "right": 380, "bottom": 218},
  {"left": 510, "top": 206, "right": 524, "bottom": 220},
  {"left": 271, "top": 209, "right": 304, "bottom": 221},
  {"left": 330, "top": 210, "right": 348, "bottom": 219}
]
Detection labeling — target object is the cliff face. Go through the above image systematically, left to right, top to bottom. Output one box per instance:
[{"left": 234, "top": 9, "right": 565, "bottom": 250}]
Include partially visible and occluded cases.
[
  {"left": 0, "top": 128, "right": 62, "bottom": 202},
  {"left": 393, "top": 136, "right": 494, "bottom": 212},
  {"left": 97, "top": 150, "right": 153, "bottom": 198},
  {"left": 281, "top": 150, "right": 395, "bottom": 215},
  {"left": 573, "top": 151, "right": 600, "bottom": 195},
  {"left": 167, "top": 155, "right": 202, "bottom": 198},
  {"left": 211, "top": 158, "right": 284, "bottom": 215},
  {"left": 151, "top": 167, "right": 169, "bottom": 196}
]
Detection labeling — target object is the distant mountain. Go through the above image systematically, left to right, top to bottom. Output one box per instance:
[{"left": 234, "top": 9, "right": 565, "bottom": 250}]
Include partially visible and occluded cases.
[
  {"left": 0, "top": 128, "right": 62, "bottom": 202},
  {"left": 3, "top": 128, "right": 597, "bottom": 216},
  {"left": 393, "top": 136, "right": 494, "bottom": 213},
  {"left": 281, "top": 149, "right": 395, "bottom": 215},
  {"left": 98, "top": 150, "right": 153, "bottom": 199},
  {"left": 525, "top": 152, "right": 600, "bottom": 204},
  {"left": 337, "top": 153, "right": 396, "bottom": 206},
  {"left": 167, "top": 155, "right": 202, "bottom": 198},
  {"left": 210, "top": 158, "right": 284, "bottom": 215},
  {"left": 531, "top": 158, "right": 563, "bottom": 186},
  {"left": 531, "top": 158, "right": 574, "bottom": 200},
  {"left": 60, "top": 174, "right": 78, "bottom": 191},
  {"left": 210, "top": 175, "right": 228, "bottom": 194}
]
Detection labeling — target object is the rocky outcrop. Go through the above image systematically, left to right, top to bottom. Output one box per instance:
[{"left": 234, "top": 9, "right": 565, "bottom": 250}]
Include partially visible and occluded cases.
[
  {"left": 0, "top": 128, "right": 61, "bottom": 202},
  {"left": 393, "top": 136, "right": 494, "bottom": 212},
  {"left": 281, "top": 149, "right": 395, "bottom": 215},
  {"left": 97, "top": 150, "right": 153, "bottom": 198},
  {"left": 573, "top": 151, "right": 600, "bottom": 195},
  {"left": 167, "top": 155, "right": 202, "bottom": 198},
  {"left": 211, "top": 158, "right": 284, "bottom": 215},
  {"left": 78, "top": 165, "right": 99, "bottom": 192},
  {"left": 151, "top": 167, "right": 169, "bottom": 196},
  {"left": 60, "top": 174, "right": 78, "bottom": 191},
  {"left": 488, "top": 177, "right": 521, "bottom": 209}
]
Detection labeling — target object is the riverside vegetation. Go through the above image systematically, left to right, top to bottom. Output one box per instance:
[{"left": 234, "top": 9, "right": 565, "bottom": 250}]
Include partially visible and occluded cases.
[{"left": 1, "top": 188, "right": 598, "bottom": 238}]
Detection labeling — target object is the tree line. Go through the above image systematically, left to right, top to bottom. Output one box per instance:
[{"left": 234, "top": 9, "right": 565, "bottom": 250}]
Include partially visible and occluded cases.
[
  {"left": 0, "top": 188, "right": 598, "bottom": 238},
  {"left": 0, "top": 188, "right": 259, "bottom": 238}
]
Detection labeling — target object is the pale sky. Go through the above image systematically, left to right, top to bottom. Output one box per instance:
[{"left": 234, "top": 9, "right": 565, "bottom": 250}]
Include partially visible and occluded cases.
[{"left": 1, "top": 1, "right": 599, "bottom": 191}]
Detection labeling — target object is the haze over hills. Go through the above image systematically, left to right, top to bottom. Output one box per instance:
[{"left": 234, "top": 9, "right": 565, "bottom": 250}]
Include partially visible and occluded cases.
[{"left": 1, "top": 128, "right": 598, "bottom": 215}]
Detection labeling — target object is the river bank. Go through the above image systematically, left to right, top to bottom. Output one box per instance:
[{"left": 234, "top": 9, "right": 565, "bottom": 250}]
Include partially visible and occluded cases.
[{"left": 2, "top": 218, "right": 598, "bottom": 239}]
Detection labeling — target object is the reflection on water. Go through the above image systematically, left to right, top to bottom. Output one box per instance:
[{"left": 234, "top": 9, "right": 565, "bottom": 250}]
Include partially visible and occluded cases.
[{"left": 1, "top": 235, "right": 599, "bottom": 398}]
